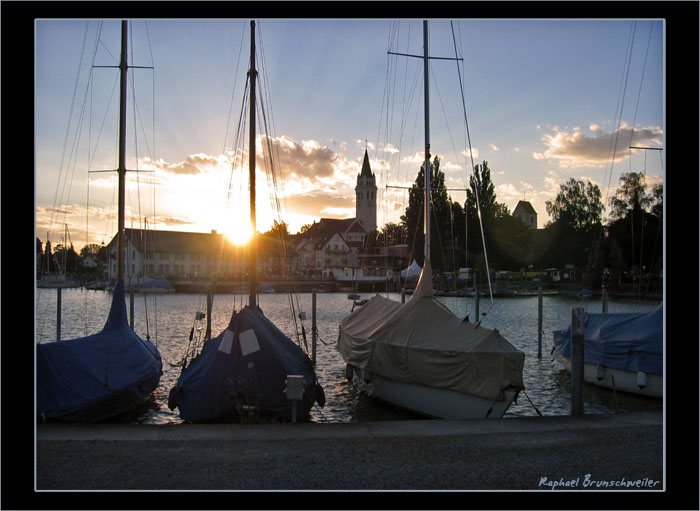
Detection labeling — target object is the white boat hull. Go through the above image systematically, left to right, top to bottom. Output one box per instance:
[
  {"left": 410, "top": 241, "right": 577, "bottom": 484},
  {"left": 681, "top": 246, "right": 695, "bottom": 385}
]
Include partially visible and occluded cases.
[
  {"left": 556, "top": 355, "right": 662, "bottom": 398},
  {"left": 348, "top": 365, "right": 519, "bottom": 419}
]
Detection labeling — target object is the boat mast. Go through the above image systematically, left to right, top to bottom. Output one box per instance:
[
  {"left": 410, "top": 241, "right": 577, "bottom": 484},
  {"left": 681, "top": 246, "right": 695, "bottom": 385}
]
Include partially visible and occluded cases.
[
  {"left": 117, "top": 20, "right": 128, "bottom": 283},
  {"left": 248, "top": 20, "right": 258, "bottom": 308},
  {"left": 422, "top": 20, "right": 431, "bottom": 268}
]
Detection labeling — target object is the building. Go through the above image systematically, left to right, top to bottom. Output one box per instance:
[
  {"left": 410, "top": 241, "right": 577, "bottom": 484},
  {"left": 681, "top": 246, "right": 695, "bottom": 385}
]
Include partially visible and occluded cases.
[
  {"left": 355, "top": 149, "right": 378, "bottom": 233},
  {"left": 513, "top": 200, "right": 537, "bottom": 230},
  {"left": 106, "top": 228, "right": 246, "bottom": 281}
]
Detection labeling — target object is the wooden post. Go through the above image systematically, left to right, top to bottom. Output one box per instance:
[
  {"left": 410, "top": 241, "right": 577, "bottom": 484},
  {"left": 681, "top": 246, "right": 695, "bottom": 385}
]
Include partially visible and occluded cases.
[
  {"left": 473, "top": 272, "right": 480, "bottom": 319},
  {"left": 602, "top": 285, "right": 608, "bottom": 313},
  {"left": 56, "top": 287, "right": 62, "bottom": 341},
  {"left": 129, "top": 287, "right": 135, "bottom": 330},
  {"left": 312, "top": 287, "right": 317, "bottom": 365},
  {"left": 401, "top": 287, "right": 406, "bottom": 303},
  {"left": 537, "top": 287, "right": 543, "bottom": 358},
  {"left": 205, "top": 289, "right": 213, "bottom": 341},
  {"left": 571, "top": 307, "right": 585, "bottom": 415}
]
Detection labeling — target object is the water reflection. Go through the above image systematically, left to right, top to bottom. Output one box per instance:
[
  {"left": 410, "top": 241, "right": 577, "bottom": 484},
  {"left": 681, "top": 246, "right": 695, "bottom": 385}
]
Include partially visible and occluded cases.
[{"left": 35, "top": 287, "right": 662, "bottom": 423}]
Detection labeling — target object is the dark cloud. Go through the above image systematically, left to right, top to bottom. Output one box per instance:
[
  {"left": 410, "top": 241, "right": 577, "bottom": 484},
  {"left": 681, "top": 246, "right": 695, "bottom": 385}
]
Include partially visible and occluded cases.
[{"left": 259, "top": 135, "right": 337, "bottom": 180}]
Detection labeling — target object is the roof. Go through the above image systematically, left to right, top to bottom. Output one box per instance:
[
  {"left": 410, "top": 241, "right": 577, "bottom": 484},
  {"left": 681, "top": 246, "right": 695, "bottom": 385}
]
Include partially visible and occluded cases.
[
  {"left": 360, "top": 149, "right": 373, "bottom": 178},
  {"left": 513, "top": 200, "right": 537, "bottom": 216},
  {"left": 111, "top": 228, "right": 233, "bottom": 255}
]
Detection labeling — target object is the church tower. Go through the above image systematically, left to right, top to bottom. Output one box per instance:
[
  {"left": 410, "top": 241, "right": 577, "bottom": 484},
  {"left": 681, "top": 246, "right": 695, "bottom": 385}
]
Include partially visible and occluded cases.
[{"left": 355, "top": 149, "right": 377, "bottom": 233}]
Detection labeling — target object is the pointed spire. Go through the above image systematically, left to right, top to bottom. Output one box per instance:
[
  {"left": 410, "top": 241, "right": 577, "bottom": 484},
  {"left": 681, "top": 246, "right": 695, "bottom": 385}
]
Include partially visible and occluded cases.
[{"left": 360, "top": 149, "right": 373, "bottom": 177}]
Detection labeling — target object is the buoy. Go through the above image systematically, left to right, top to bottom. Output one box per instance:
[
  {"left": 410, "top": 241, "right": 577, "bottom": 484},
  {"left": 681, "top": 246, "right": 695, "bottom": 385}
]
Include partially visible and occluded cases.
[
  {"left": 345, "top": 363, "right": 353, "bottom": 381},
  {"left": 596, "top": 364, "right": 605, "bottom": 382}
]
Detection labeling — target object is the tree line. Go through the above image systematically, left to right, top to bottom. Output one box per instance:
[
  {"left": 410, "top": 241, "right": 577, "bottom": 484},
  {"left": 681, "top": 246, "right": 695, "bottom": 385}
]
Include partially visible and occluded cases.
[{"left": 381, "top": 157, "right": 663, "bottom": 291}]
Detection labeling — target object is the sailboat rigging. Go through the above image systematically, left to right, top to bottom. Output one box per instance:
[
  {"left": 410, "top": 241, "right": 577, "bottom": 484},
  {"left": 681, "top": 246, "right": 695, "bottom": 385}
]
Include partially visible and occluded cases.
[
  {"left": 338, "top": 20, "right": 524, "bottom": 420},
  {"left": 37, "top": 21, "right": 163, "bottom": 422},
  {"left": 168, "top": 21, "right": 324, "bottom": 423}
]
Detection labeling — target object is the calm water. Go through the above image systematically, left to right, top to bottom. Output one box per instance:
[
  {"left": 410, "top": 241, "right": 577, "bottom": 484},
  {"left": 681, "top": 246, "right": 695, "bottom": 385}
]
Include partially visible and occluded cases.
[{"left": 35, "top": 287, "right": 663, "bottom": 423}]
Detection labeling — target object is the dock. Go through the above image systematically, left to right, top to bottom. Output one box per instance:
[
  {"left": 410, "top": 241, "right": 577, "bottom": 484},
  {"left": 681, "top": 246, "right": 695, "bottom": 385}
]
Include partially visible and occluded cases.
[{"left": 34, "top": 411, "right": 663, "bottom": 492}]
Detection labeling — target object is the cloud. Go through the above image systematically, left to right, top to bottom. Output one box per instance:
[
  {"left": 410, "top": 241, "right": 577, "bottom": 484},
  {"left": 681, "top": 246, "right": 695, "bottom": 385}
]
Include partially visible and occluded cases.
[
  {"left": 533, "top": 123, "right": 663, "bottom": 167},
  {"left": 259, "top": 135, "right": 337, "bottom": 181},
  {"left": 489, "top": 144, "right": 500, "bottom": 152},
  {"left": 152, "top": 153, "right": 222, "bottom": 175},
  {"left": 282, "top": 191, "right": 355, "bottom": 218}
]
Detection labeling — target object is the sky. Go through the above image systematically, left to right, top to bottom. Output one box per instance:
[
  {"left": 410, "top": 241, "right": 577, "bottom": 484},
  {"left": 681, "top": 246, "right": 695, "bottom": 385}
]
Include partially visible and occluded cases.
[{"left": 35, "top": 18, "right": 664, "bottom": 251}]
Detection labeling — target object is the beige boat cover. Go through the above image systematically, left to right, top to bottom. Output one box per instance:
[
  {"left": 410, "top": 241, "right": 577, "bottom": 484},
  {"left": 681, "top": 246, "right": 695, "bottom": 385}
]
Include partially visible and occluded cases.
[{"left": 338, "top": 263, "right": 525, "bottom": 401}]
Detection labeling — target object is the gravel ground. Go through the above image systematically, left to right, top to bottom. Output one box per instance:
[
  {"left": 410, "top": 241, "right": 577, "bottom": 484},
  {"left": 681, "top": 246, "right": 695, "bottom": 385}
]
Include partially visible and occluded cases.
[{"left": 35, "top": 412, "right": 663, "bottom": 491}]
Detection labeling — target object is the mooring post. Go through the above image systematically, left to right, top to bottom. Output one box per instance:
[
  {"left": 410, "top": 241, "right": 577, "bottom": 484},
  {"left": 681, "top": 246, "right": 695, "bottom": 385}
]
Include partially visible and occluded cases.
[
  {"left": 473, "top": 272, "right": 480, "bottom": 319},
  {"left": 602, "top": 285, "right": 608, "bottom": 313},
  {"left": 56, "top": 287, "right": 62, "bottom": 341},
  {"left": 129, "top": 287, "right": 135, "bottom": 331},
  {"left": 312, "top": 287, "right": 317, "bottom": 365},
  {"left": 401, "top": 287, "right": 406, "bottom": 303},
  {"left": 537, "top": 287, "right": 543, "bottom": 358},
  {"left": 205, "top": 289, "right": 213, "bottom": 341},
  {"left": 571, "top": 307, "right": 585, "bottom": 415}
]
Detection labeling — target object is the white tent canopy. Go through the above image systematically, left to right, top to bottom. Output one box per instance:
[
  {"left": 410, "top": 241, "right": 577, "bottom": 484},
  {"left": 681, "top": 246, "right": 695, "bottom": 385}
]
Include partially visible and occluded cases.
[{"left": 401, "top": 259, "right": 422, "bottom": 279}]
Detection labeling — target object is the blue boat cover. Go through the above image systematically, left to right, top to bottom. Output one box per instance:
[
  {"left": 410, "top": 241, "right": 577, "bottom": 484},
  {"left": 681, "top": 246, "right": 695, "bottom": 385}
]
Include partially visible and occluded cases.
[
  {"left": 37, "top": 281, "right": 163, "bottom": 422},
  {"left": 169, "top": 305, "right": 322, "bottom": 422},
  {"left": 552, "top": 305, "right": 663, "bottom": 375}
]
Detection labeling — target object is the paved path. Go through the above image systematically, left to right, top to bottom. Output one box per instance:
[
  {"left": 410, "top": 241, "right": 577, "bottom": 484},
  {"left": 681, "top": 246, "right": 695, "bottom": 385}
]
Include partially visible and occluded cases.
[{"left": 36, "top": 411, "right": 662, "bottom": 491}]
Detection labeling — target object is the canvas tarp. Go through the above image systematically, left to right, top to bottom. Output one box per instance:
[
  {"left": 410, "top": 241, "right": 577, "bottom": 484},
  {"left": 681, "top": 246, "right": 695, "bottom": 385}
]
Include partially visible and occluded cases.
[
  {"left": 338, "top": 263, "right": 525, "bottom": 401},
  {"left": 37, "top": 281, "right": 163, "bottom": 422},
  {"left": 169, "top": 305, "right": 323, "bottom": 422},
  {"left": 552, "top": 305, "right": 662, "bottom": 375}
]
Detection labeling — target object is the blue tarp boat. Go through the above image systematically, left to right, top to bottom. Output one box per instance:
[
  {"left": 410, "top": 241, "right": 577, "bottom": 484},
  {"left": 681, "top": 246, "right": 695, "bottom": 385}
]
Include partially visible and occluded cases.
[
  {"left": 37, "top": 281, "right": 163, "bottom": 421},
  {"left": 168, "top": 305, "right": 324, "bottom": 422},
  {"left": 552, "top": 305, "right": 663, "bottom": 397}
]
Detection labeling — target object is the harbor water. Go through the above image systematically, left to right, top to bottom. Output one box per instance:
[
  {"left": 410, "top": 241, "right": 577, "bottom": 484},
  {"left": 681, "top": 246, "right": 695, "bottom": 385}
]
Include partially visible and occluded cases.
[{"left": 35, "top": 287, "right": 663, "bottom": 423}]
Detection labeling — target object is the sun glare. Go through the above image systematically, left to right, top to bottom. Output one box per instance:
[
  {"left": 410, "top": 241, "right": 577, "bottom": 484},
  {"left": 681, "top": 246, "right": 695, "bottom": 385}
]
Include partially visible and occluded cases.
[{"left": 224, "top": 221, "right": 253, "bottom": 246}]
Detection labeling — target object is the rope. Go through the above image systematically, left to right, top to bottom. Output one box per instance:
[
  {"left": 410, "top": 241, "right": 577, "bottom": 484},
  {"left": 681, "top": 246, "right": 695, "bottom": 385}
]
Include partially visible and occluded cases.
[{"left": 522, "top": 388, "right": 543, "bottom": 417}]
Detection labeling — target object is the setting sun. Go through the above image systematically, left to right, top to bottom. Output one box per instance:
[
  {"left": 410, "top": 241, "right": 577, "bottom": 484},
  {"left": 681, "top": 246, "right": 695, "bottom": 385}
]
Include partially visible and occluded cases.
[{"left": 223, "top": 220, "right": 253, "bottom": 246}]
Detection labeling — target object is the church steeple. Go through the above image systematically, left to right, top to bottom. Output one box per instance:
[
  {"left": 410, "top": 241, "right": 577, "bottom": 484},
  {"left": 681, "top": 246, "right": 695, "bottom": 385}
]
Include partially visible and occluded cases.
[
  {"left": 355, "top": 148, "right": 377, "bottom": 233},
  {"left": 360, "top": 149, "right": 373, "bottom": 177}
]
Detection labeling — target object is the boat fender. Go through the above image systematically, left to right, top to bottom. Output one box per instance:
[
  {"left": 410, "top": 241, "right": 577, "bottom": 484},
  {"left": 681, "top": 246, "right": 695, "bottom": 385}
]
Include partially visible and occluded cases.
[
  {"left": 345, "top": 363, "right": 353, "bottom": 381},
  {"left": 596, "top": 364, "right": 605, "bottom": 381},
  {"left": 363, "top": 370, "right": 372, "bottom": 383},
  {"left": 637, "top": 371, "right": 647, "bottom": 389}
]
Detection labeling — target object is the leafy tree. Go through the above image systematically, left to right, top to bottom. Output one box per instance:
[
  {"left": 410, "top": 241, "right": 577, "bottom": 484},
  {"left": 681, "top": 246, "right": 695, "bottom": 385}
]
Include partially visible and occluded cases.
[
  {"left": 399, "top": 156, "right": 454, "bottom": 269},
  {"left": 608, "top": 172, "right": 654, "bottom": 221},
  {"left": 544, "top": 178, "right": 604, "bottom": 273},
  {"left": 379, "top": 222, "right": 407, "bottom": 245}
]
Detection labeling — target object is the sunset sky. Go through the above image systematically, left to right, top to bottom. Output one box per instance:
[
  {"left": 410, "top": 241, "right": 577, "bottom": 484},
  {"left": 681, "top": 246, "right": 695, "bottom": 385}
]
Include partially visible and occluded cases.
[{"left": 35, "top": 18, "right": 664, "bottom": 251}]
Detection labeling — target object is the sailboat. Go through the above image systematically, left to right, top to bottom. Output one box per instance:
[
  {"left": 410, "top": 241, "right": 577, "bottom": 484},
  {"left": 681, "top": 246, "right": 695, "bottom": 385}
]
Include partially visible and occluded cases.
[
  {"left": 37, "top": 21, "right": 163, "bottom": 422},
  {"left": 167, "top": 21, "right": 324, "bottom": 423},
  {"left": 338, "top": 21, "right": 525, "bottom": 419}
]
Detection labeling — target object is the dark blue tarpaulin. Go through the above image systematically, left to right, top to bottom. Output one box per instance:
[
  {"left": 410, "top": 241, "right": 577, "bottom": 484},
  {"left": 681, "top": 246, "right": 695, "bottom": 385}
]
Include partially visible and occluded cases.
[
  {"left": 37, "top": 281, "right": 162, "bottom": 422},
  {"left": 169, "top": 305, "right": 323, "bottom": 422},
  {"left": 552, "top": 305, "right": 663, "bottom": 375}
]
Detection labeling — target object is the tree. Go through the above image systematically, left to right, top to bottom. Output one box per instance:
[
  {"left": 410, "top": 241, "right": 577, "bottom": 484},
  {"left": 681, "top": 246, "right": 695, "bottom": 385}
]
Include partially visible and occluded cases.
[
  {"left": 399, "top": 156, "right": 455, "bottom": 269},
  {"left": 608, "top": 172, "right": 654, "bottom": 221},
  {"left": 544, "top": 178, "right": 605, "bottom": 274},
  {"left": 545, "top": 178, "right": 604, "bottom": 231},
  {"left": 379, "top": 222, "right": 407, "bottom": 246}
]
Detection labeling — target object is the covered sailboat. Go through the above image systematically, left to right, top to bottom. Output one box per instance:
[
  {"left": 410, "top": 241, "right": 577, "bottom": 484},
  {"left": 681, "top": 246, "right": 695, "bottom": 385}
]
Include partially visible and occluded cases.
[
  {"left": 338, "top": 20, "right": 524, "bottom": 419},
  {"left": 36, "top": 21, "right": 162, "bottom": 422},
  {"left": 168, "top": 21, "right": 324, "bottom": 422},
  {"left": 339, "top": 263, "right": 524, "bottom": 419},
  {"left": 37, "top": 281, "right": 162, "bottom": 422},
  {"left": 552, "top": 305, "right": 662, "bottom": 397}
]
